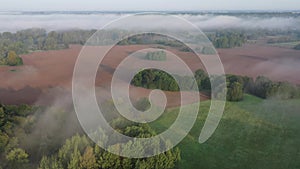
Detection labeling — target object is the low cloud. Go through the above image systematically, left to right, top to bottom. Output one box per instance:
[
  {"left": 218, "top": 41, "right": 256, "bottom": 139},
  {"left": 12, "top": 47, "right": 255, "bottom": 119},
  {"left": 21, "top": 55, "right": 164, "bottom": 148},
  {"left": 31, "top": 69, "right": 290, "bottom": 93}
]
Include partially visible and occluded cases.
[{"left": 0, "top": 12, "right": 299, "bottom": 32}]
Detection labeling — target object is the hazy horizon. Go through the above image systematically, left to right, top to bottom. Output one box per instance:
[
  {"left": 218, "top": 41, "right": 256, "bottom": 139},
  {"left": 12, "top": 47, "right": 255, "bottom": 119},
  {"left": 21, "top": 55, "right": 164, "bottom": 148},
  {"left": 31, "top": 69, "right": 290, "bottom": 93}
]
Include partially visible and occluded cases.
[{"left": 0, "top": 0, "right": 299, "bottom": 11}]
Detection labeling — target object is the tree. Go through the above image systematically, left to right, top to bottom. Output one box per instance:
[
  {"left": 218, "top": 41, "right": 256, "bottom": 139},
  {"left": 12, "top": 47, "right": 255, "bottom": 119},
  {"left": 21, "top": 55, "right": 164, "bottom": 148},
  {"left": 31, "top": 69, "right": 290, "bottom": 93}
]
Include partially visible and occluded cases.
[
  {"left": 44, "top": 37, "right": 58, "bottom": 50},
  {"left": 6, "top": 51, "right": 23, "bottom": 66},
  {"left": 195, "top": 69, "right": 210, "bottom": 90},
  {"left": 253, "top": 76, "right": 272, "bottom": 99},
  {"left": 227, "top": 82, "right": 243, "bottom": 101},
  {"left": 0, "top": 107, "right": 5, "bottom": 127},
  {"left": 39, "top": 119, "right": 181, "bottom": 169},
  {"left": 0, "top": 132, "right": 9, "bottom": 152},
  {"left": 80, "top": 146, "right": 98, "bottom": 169},
  {"left": 6, "top": 148, "right": 29, "bottom": 169},
  {"left": 67, "top": 148, "right": 81, "bottom": 169},
  {"left": 39, "top": 156, "right": 63, "bottom": 169}
]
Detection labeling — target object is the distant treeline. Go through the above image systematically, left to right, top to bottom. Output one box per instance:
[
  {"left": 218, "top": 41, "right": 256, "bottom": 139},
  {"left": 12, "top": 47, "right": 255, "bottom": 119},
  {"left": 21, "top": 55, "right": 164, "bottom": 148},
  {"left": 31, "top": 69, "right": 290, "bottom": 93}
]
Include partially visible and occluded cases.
[
  {"left": 0, "top": 28, "right": 98, "bottom": 66},
  {"left": 0, "top": 28, "right": 96, "bottom": 56},
  {"left": 2, "top": 28, "right": 300, "bottom": 66},
  {"left": 119, "top": 31, "right": 247, "bottom": 50},
  {"left": 207, "top": 31, "right": 246, "bottom": 48},
  {"left": 131, "top": 69, "right": 300, "bottom": 101}
]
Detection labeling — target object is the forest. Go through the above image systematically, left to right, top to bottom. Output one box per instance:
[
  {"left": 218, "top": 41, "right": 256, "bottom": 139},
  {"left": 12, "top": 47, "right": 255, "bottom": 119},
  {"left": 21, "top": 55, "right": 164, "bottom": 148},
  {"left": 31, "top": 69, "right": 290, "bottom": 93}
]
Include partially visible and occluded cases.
[{"left": 0, "top": 102, "right": 181, "bottom": 169}]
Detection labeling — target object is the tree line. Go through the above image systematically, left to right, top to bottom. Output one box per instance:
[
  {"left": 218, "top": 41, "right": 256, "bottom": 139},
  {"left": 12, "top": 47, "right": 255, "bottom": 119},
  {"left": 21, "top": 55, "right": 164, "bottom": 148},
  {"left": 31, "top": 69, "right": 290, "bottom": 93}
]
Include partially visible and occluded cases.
[
  {"left": 0, "top": 29, "right": 98, "bottom": 66},
  {"left": 0, "top": 29, "right": 249, "bottom": 66},
  {"left": 207, "top": 31, "right": 246, "bottom": 48},
  {"left": 131, "top": 69, "right": 300, "bottom": 102},
  {"left": 38, "top": 119, "right": 180, "bottom": 169}
]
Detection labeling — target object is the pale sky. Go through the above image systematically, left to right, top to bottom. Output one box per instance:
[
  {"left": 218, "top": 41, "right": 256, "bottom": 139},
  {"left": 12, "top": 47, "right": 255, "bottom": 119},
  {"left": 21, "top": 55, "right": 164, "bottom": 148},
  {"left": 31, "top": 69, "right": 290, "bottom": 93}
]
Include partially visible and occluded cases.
[{"left": 0, "top": 0, "right": 299, "bottom": 11}]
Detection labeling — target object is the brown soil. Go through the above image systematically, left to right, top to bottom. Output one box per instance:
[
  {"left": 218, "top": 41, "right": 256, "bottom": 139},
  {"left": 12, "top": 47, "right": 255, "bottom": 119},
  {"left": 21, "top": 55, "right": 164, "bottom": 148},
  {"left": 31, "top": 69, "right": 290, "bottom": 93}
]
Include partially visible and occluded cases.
[
  {"left": 0, "top": 43, "right": 299, "bottom": 106},
  {"left": 219, "top": 43, "right": 300, "bottom": 84}
]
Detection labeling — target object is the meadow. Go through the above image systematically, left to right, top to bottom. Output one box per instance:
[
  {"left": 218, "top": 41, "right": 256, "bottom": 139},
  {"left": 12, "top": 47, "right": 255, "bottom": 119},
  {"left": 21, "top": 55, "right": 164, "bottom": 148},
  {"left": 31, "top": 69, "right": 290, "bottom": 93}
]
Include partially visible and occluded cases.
[{"left": 151, "top": 95, "right": 300, "bottom": 169}]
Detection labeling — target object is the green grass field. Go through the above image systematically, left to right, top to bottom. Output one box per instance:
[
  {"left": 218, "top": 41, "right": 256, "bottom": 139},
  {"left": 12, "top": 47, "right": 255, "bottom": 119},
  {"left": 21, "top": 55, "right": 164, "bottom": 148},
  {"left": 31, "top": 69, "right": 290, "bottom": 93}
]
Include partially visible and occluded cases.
[{"left": 150, "top": 94, "right": 300, "bottom": 169}]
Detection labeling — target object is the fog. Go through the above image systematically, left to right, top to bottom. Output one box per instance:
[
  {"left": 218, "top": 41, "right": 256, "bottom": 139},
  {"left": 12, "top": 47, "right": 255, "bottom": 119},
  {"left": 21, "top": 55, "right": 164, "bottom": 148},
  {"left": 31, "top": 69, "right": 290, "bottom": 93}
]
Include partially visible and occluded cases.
[{"left": 0, "top": 12, "right": 299, "bottom": 32}]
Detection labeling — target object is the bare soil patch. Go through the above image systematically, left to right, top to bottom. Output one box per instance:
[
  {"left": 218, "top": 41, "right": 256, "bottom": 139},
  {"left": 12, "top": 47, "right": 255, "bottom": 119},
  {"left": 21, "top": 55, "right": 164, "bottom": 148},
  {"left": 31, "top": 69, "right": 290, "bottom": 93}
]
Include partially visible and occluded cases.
[{"left": 0, "top": 43, "right": 299, "bottom": 106}]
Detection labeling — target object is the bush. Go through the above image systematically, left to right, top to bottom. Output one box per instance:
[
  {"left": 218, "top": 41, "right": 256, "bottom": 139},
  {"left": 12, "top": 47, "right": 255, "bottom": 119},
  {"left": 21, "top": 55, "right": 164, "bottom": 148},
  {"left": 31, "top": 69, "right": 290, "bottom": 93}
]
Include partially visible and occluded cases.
[
  {"left": 5, "top": 51, "right": 23, "bottom": 66},
  {"left": 227, "top": 82, "right": 243, "bottom": 101}
]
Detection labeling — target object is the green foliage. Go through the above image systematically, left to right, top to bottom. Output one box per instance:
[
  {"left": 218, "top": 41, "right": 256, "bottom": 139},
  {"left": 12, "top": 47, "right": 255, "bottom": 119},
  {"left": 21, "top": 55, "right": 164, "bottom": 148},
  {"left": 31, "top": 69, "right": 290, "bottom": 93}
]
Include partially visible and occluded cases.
[
  {"left": 0, "top": 28, "right": 97, "bottom": 63},
  {"left": 208, "top": 31, "right": 246, "bottom": 48},
  {"left": 118, "top": 33, "right": 193, "bottom": 52},
  {"left": 0, "top": 50, "right": 23, "bottom": 66},
  {"left": 6, "top": 51, "right": 23, "bottom": 66},
  {"left": 131, "top": 69, "right": 179, "bottom": 91},
  {"left": 131, "top": 69, "right": 212, "bottom": 92},
  {"left": 194, "top": 69, "right": 211, "bottom": 90},
  {"left": 148, "top": 71, "right": 300, "bottom": 102},
  {"left": 224, "top": 74, "right": 300, "bottom": 101},
  {"left": 226, "top": 74, "right": 247, "bottom": 101},
  {"left": 250, "top": 76, "right": 300, "bottom": 99},
  {"left": 227, "top": 81, "right": 243, "bottom": 101},
  {"left": 0, "top": 104, "right": 34, "bottom": 168},
  {"left": 38, "top": 120, "right": 181, "bottom": 169},
  {"left": 0, "top": 131, "right": 9, "bottom": 151},
  {"left": 58, "top": 134, "right": 90, "bottom": 168},
  {"left": 80, "top": 146, "right": 98, "bottom": 169},
  {"left": 6, "top": 148, "right": 29, "bottom": 169}
]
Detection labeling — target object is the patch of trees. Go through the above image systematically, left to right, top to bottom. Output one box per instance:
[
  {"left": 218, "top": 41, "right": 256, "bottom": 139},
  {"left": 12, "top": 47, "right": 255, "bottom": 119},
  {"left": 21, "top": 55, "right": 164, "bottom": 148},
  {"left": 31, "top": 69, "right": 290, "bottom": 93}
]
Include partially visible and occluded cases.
[
  {"left": 0, "top": 29, "right": 97, "bottom": 66},
  {"left": 119, "top": 31, "right": 247, "bottom": 51},
  {"left": 207, "top": 31, "right": 247, "bottom": 48},
  {"left": 118, "top": 33, "right": 193, "bottom": 52},
  {"left": 0, "top": 51, "right": 23, "bottom": 66},
  {"left": 145, "top": 51, "right": 167, "bottom": 61},
  {"left": 131, "top": 69, "right": 300, "bottom": 101},
  {"left": 131, "top": 69, "right": 210, "bottom": 92},
  {"left": 131, "top": 69, "right": 180, "bottom": 91},
  {"left": 225, "top": 75, "right": 254, "bottom": 101},
  {"left": 226, "top": 75, "right": 300, "bottom": 100},
  {"left": 250, "top": 76, "right": 300, "bottom": 99},
  {"left": 0, "top": 102, "right": 181, "bottom": 169},
  {"left": 0, "top": 104, "right": 34, "bottom": 169},
  {"left": 38, "top": 118, "right": 181, "bottom": 169}
]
